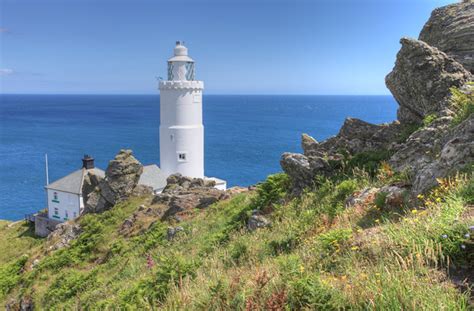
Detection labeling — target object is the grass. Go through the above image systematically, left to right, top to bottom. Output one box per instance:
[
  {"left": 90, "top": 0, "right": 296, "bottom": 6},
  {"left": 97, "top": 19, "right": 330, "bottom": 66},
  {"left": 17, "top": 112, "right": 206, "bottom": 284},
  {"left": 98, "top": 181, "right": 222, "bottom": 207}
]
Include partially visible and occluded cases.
[
  {"left": 450, "top": 84, "right": 474, "bottom": 127},
  {"left": 0, "top": 164, "right": 472, "bottom": 309}
]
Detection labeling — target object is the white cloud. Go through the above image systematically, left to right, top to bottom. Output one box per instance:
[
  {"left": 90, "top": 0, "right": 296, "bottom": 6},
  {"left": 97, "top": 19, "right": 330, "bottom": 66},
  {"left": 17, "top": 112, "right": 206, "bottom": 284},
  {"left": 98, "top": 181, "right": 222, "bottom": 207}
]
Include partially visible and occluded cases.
[{"left": 0, "top": 69, "right": 14, "bottom": 76}]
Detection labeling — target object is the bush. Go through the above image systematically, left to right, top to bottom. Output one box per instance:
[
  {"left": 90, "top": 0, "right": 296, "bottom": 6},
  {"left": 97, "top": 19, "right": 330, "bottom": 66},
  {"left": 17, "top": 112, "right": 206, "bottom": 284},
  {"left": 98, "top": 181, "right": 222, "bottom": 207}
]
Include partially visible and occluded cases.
[
  {"left": 450, "top": 84, "right": 474, "bottom": 126},
  {"left": 423, "top": 114, "right": 437, "bottom": 127},
  {"left": 347, "top": 150, "right": 392, "bottom": 176},
  {"left": 252, "top": 173, "right": 290, "bottom": 211},
  {"left": 334, "top": 179, "right": 358, "bottom": 202},
  {"left": 374, "top": 191, "right": 388, "bottom": 209},
  {"left": 318, "top": 228, "right": 352, "bottom": 252},
  {"left": 229, "top": 241, "right": 248, "bottom": 264},
  {"left": 0, "top": 255, "right": 27, "bottom": 297},
  {"left": 43, "top": 270, "right": 98, "bottom": 307},
  {"left": 287, "top": 276, "right": 337, "bottom": 309}
]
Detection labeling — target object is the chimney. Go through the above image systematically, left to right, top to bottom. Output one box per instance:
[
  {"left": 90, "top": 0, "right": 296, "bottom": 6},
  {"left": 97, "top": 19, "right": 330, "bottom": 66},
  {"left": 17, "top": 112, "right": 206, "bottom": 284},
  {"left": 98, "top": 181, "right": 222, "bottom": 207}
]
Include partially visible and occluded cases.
[{"left": 82, "top": 155, "right": 95, "bottom": 169}]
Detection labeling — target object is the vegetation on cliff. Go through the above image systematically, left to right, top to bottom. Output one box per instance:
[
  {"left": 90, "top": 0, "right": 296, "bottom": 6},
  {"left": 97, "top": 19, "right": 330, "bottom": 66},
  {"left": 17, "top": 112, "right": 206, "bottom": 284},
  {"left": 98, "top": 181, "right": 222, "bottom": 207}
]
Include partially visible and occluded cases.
[{"left": 0, "top": 156, "right": 472, "bottom": 309}]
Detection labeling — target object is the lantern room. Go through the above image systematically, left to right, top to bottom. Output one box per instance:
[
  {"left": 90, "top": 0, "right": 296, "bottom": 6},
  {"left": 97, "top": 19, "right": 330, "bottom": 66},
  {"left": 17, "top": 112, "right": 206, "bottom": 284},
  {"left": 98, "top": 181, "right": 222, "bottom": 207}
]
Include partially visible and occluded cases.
[{"left": 167, "top": 41, "right": 195, "bottom": 81}]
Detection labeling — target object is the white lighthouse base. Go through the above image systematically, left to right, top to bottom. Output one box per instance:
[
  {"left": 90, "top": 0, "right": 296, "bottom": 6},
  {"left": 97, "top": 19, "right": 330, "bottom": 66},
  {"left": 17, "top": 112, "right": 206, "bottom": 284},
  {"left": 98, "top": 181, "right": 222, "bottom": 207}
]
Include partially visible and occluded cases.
[{"left": 205, "top": 177, "right": 227, "bottom": 191}]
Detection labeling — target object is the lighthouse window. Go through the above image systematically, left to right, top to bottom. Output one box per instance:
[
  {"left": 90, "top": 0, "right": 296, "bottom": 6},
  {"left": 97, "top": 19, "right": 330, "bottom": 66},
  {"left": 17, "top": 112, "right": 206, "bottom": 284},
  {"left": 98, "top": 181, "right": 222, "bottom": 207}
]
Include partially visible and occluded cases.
[
  {"left": 185, "top": 62, "right": 195, "bottom": 80},
  {"left": 177, "top": 153, "right": 187, "bottom": 162}
]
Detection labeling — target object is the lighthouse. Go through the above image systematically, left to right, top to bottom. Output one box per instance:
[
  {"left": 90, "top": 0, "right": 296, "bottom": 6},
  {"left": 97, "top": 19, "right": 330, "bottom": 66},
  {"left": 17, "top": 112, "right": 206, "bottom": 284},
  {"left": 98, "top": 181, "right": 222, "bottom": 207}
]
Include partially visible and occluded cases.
[{"left": 159, "top": 41, "right": 226, "bottom": 189}]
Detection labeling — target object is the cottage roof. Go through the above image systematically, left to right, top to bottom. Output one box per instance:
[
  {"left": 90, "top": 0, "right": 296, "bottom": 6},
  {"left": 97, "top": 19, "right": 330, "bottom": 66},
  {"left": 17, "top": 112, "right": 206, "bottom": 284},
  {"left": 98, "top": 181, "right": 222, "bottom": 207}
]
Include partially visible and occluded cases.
[
  {"left": 46, "top": 164, "right": 167, "bottom": 195},
  {"left": 139, "top": 164, "right": 168, "bottom": 192},
  {"left": 45, "top": 168, "right": 105, "bottom": 195}
]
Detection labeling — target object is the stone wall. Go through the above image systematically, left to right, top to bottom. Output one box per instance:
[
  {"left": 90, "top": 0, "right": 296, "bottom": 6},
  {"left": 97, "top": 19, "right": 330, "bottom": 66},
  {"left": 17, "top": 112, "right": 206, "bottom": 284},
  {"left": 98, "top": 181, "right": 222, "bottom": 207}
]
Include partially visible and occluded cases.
[{"left": 34, "top": 214, "right": 61, "bottom": 238}]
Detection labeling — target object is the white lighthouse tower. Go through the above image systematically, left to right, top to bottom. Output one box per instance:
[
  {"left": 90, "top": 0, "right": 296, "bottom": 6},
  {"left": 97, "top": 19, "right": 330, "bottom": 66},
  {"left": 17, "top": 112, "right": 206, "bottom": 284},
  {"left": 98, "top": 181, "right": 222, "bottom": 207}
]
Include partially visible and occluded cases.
[{"left": 159, "top": 41, "right": 226, "bottom": 189}]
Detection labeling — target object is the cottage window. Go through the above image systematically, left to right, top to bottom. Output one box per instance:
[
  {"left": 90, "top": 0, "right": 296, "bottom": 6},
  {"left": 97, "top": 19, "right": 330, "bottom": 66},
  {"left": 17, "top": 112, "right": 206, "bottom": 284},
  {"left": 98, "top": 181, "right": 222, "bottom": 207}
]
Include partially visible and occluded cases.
[{"left": 54, "top": 208, "right": 59, "bottom": 215}]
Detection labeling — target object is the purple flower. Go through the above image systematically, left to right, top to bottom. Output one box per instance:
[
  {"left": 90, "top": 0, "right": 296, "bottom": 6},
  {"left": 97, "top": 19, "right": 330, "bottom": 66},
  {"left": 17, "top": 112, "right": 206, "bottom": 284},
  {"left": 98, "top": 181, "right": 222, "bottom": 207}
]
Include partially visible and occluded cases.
[
  {"left": 465, "top": 233, "right": 470, "bottom": 239},
  {"left": 441, "top": 234, "right": 448, "bottom": 239},
  {"left": 461, "top": 244, "right": 466, "bottom": 250}
]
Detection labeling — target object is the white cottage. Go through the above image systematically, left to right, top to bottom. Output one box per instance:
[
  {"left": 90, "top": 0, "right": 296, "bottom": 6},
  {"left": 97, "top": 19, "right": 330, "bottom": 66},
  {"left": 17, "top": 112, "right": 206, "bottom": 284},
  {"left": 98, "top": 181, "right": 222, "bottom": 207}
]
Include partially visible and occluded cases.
[
  {"left": 45, "top": 156, "right": 167, "bottom": 223},
  {"left": 45, "top": 156, "right": 103, "bottom": 222}
]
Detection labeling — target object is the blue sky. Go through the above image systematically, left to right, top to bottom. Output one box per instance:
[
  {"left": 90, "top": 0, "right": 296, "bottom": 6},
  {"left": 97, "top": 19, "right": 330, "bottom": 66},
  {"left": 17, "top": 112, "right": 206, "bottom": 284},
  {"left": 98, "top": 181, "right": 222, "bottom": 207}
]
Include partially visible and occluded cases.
[{"left": 0, "top": 0, "right": 453, "bottom": 95}]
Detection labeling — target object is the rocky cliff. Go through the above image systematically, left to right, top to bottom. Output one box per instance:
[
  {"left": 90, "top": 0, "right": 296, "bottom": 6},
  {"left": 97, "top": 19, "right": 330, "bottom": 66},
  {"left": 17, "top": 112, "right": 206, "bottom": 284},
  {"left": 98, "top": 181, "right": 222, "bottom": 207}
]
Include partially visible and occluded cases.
[{"left": 281, "top": 1, "right": 473, "bottom": 197}]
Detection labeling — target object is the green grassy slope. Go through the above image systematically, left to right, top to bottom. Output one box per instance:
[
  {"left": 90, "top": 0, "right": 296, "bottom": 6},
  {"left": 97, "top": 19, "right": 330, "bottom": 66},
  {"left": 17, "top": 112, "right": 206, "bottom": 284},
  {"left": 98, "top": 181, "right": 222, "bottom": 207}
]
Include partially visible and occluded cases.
[{"left": 0, "top": 162, "right": 472, "bottom": 310}]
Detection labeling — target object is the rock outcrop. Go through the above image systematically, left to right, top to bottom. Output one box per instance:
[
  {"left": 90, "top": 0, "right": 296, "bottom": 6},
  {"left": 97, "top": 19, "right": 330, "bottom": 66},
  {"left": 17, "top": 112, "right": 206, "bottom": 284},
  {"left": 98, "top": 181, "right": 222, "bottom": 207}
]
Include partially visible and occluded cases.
[
  {"left": 419, "top": 1, "right": 474, "bottom": 73},
  {"left": 281, "top": 2, "right": 473, "bottom": 197},
  {"left": 386, "top": 38, "right": 472, "bottom": 125},
  {"left": 83, "top": 149, "right": 144, "bottom": 213},
  {"left": 152, "top": 174, "right": 228, "bottom": 219},
  {"left": 247, "top": 210, "right": 271, "bottom": 231},
  {"left": 46, "top": 222, "right": 83, "bottom": 251}
]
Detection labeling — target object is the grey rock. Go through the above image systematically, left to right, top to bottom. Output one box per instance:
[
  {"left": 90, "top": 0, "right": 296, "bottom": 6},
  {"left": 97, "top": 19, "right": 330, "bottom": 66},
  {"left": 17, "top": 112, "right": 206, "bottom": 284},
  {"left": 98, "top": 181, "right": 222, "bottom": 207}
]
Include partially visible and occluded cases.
[
  {"left": 419, "top": 1, "right": 474, "bottom": 73},
  {"left": 386, "top": 37, "right": 472, "bottom": 124},
  {"left": 411, "top": 115, "right": 474, "bottom": 193},
  {"left": 301, "top": 133, "right": 319, "bottom": 156},
  {"left": 82, "top": 149, "right": 144, "bottom": 213},
  {"left": 280, "top": 153, "right": 319, "bottom": 194},
  {"left": 82, "top": 171, "right": 104, "bottom": 213},
  {"left": 154, "top": 174, "right": 228, "bottom": 220},
  {"left": 132, "top": 184, "right": 153, "bottom": 197},
  {"left": 379, "top": 185, "right": 408, "bottom": 208},
  {"left": 345, "top": 187, "right": 379, "bottom": 208},
  {"left": 247, "top": 210, "right": 271, "bottom": 231},
  {"left": 47, "top": 222, "right": 82, "bottom": 251},
  {"left": 167, "top": 226, "right": 184, "bottom": 240},
  {"left": 5, "top": 296, "right": 34, "bottom": 311}
]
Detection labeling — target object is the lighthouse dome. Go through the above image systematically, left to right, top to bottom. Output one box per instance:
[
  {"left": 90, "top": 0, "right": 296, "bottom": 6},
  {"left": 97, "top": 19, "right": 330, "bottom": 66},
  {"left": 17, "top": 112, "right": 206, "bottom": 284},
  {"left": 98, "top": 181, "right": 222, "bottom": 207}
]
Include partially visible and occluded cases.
[{"left": 168, "top": 41, "right": 194, "bottom": 62}]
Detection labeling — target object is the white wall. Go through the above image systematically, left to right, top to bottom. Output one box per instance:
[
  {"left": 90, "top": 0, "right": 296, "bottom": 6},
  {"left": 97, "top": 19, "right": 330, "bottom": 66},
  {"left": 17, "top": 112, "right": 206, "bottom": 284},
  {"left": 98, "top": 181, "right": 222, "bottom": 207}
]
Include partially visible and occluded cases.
[
  {"left": 159, "top": 81, "right": 204, "bottom": 178},
  {"left": 46, "top": 189, "right": 81, "bottom": 222}
]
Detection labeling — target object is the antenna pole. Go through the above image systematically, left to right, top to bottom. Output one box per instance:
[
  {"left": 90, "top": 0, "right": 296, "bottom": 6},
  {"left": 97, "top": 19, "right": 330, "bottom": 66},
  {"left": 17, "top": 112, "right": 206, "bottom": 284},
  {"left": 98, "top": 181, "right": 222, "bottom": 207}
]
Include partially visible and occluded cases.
[{"left": 45, "top": 153, "right": 49, "bottom": 185}]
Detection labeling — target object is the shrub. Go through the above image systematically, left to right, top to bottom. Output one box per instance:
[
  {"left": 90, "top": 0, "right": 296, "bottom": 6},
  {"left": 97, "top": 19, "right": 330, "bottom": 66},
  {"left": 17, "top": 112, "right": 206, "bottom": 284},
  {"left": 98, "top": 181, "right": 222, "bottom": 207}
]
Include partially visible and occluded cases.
[
  {"left": 450, "top": 84, "right": 473, "bottom": 126},
  {"left": 422, "top": 114, "right": 437, "bottom": 127},
  {"left": 346, "top": 150, "right": 392, "bottom": 176},
  {"left": 252, "top": 173, "right": 290, "bottom": 211},
  {"left": 334, "top": 179, "right": 358, "bottom": 202},
  {"left": 374, "top": 191, "right": 388, "bottom": 209},
  {"left": 318, "top": 228, "right": 352, "bottom": 252},
  {"left": 229, "top": 241, "right": 248, "bottom": 264},
  {"left": 0, "top": 255, "right": 27, "bottom": 297},
  {"left": 43, "top": 270, "right": 98, "bottom": 307},
  {"left": 287, "top": 276, "right": 336, "bottom": 309}
]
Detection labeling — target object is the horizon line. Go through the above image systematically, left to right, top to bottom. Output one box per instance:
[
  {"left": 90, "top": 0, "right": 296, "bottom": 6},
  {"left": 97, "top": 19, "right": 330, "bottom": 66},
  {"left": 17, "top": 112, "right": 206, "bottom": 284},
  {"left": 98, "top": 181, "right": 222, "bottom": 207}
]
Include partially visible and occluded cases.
[{"left": 0, "top": 93, "right": 393, "bottom": 96}]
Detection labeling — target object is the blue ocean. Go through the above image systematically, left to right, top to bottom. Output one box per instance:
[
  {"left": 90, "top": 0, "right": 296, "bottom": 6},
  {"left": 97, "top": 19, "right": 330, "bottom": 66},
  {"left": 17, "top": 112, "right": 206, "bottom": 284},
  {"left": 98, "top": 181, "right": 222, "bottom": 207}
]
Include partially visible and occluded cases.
[{"left": 0, "top": 95, "right": 397, "bottom": 220}]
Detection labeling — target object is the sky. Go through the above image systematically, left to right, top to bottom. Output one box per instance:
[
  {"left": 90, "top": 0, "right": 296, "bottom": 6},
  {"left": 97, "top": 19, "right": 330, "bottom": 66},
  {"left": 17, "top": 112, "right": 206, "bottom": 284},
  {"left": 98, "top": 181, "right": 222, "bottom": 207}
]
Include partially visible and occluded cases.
[{"left": 0, "top": 0, "right": 454, "bottom": 95}]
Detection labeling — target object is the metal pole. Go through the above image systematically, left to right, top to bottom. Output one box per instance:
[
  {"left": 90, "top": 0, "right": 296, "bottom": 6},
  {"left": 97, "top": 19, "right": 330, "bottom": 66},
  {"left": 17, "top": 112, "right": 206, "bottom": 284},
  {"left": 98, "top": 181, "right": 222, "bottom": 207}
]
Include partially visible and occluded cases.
[{"left": 45, "top": 153, "right": 49, "bottom": 185}]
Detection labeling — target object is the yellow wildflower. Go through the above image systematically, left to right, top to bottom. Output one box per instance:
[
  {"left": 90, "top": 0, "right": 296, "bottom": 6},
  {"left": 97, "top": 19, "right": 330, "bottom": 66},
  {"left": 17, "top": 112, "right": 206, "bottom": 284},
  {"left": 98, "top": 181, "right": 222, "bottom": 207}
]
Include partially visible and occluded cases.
[
  {"left": 411, "top": 209, "right": 418, "bottom": 214},
  {"left": 351, "top": 246, "right": 359, "bottom": 251}
]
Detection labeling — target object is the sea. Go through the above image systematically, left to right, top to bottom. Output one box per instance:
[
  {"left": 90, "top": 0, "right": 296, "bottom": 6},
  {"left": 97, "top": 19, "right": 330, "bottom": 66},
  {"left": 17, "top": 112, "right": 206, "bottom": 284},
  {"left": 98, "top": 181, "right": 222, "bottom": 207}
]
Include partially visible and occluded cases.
[{"left": 0, "top": 95, "right": 397, "bottom": 221}]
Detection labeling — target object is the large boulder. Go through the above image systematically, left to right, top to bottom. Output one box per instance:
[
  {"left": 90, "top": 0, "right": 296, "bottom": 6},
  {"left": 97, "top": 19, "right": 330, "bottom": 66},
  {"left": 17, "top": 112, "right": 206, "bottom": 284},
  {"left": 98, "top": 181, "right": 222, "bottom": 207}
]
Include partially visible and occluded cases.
[
  {"left": 419, "top": 1, "right": 474, "bottom": 74},
  {"left": 386, "top": 38, "right": 472, "bottom": 124},
  {"left": 410, "top": 115, "right": 474, "bottom": 193},
  {"left": 82, "top": 149, "right": 144, "bottom": 213},
  {"left": 103, "top": 149, "right": 143, "bottom": 202},
  {"left": 280, "top": 153, "right": 331, "bottom": 195},
  {"left": 153, "top": 174, "right": 228, "bottom": 219},
  {"left": 46, "top": 222, "right": 83, "bottom": 251}
]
